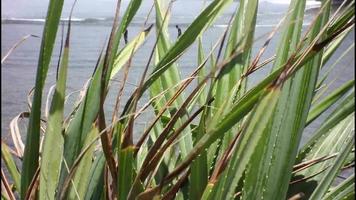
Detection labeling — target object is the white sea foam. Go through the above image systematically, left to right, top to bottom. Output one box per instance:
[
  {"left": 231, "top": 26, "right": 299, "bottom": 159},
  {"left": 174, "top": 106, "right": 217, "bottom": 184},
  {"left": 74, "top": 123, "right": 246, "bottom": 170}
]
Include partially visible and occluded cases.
[
  {"left": 2, "top": 17, "right": 108, "bottom": 23},
  {"left": 4, "top": 18, "right": 46, "bottom": 22},
  {"left": 214, "top": 23, "right": 311, "bottom": 28}
]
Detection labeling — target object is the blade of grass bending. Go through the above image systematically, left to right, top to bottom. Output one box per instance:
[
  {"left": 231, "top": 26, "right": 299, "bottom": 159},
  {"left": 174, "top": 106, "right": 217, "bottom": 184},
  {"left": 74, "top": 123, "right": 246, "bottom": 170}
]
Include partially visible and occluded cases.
[
  {"left": 21, "top": 0, "right": 65, "bottom": 197},
  {"left": 60, "top": 0, "right": 145, "bottom": 191},
  {"left": 97, "top": 0, "right": 124, "bottom": 192},
  {"left": 103, "top": 0, "right": 143, "bottom": 86},
  {"left": 121, "top": 0, "right": 233, "bottom": 116},
  {"left": 152, "top": 0, "right": 194, "bottom": 159},
  {"left": 213, "top": 0, "right": 258, "bottom": 115},
  {"left": 239, "top": 1, "right": 334, "bottom": 199},
  {"left": 39, "top": 2, "right": 75, "bottom": 198},
  {"left": 205, "top": 2, "right": 259, "bottom": 196},
  {"left": 190, "top": 16, "right": 236, "bottom": 198},
  {"left": 321, "top": 26, "right": 352, "bottom": 68},
  {"left": 59, "top": 29, "right": 150, "bottom": 191},
  {"left": 134, "top": 29, "right": 225, "bottom": 156},
  {"left": 110, "top": 30, "right": 151, "bottom": 79},
  {"left": 161, "top": 32, "right": 337, "bottom": 190},
  {"left": 1, "top": 34, "right": 39, "bottom": 64},
  {"left": 196, "top": 36, "right": 207, "bottom": 105},
  {"left": 316, "top": 41, "right": 354, "bottom": 90},
  {"left": 60, "top": 50, "right": 104, "bottom": 181},
  {"left": 307, "top": 79, "right": 354, "bottom": 125},
  {"left": 127, "top": 81, "right": 213, "bottom": 199},
  {"left": 206, "top": 86, "right": 282, "bottom": 200},
  {"left": 298, "top": 92, "right": 355, "bottom": 160},
  {"left": 9, "top": 112, "right": 30, "bottom": 158},
  {"left": 288, "top": 113, "right": 354, "bottom": 198},
  {"left": 66, "top": 125, "right": 97, "bottom": 199},
  {"left": 309, "top": 138, "right": 355, "bottom": 200},
  {"left": 1, "top": 142, "right": 20, "bottom": 193},
  {"left": 118, "top": 146, "right": 136, "bottom": 200},
  {"left": 84, "top": 153, "right": 105, "bottom": 200},
  {"left": 24, "top": 167, "right": 40, "bottom": 200},
  {"left": 1, "top": 170, "right": 16, "bottom": 200},
  {"left": 162, "top": 170, "right": 190, "bottom": 200},
  {"left": 323, "top": 174, "right": 355, "bottom": 200}
]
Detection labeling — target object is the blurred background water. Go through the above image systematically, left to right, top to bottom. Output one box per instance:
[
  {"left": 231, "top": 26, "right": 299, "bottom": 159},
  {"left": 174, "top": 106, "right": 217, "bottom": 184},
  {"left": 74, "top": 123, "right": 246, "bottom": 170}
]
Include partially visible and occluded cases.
[{"left": 1, "top": 0, "right": 354, "bottom": 148}]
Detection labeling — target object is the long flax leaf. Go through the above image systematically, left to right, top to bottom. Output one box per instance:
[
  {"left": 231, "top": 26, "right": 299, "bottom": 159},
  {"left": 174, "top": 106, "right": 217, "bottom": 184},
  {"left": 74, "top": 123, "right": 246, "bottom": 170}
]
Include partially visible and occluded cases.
[
  {"left": 21, "top": 0, "right": 65, "bottom": 197},
  {"left": 121, "top": 0, "right": 233, "bottom": 116},
  {"left": 160, "top": 1, "right": 349, "bottom": 194},
  {"left": 240, "top": 1, "right": 334, "bottom": 199},
  {"left": 39, "top": 17, "right": 71, "bottom": 199},
  {"left": 307, "top": 79, "right": 354, "bottom": 125},
  {"left": 298, "top": 92, "right": 355, "bottom": 160},
  {"left": 289, "top": 113, "right": 354, "bottom": 198},
  {"left": 309, "top": 137, "right": 354, "bottom": 200},
  {"left": 1, "top": 142, "right": 21, "bottom": 193},
  {"left": 323, "top": 174, "right": 355, "bottom": 200}
]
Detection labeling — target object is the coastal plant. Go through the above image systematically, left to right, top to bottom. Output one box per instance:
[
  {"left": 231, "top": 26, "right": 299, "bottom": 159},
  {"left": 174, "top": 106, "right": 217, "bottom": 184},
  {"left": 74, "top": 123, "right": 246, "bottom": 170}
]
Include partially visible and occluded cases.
[{"left": 1, "top": 0, "right": 355, "bottom": 199}]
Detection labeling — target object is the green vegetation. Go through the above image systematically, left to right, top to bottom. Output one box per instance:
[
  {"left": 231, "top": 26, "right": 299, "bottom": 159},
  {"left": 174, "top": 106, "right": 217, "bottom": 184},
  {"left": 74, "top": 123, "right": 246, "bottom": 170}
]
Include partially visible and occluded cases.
[{"left": 1, "top": 0, "right": 355, "bottom": 199}]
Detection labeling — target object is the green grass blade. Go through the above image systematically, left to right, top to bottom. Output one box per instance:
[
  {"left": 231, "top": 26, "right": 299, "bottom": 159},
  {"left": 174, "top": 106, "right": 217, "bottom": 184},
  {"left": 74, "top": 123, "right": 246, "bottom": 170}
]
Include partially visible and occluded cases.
[
  {"left": 21, "top": 0, "right": 64, "bottom": 197},
  {"left": 61, "top": 0, "right": 146, "bottom": 177},
  {"left": 103, "top": 0, "right": 143, "bottom": 86},
  {"left": 122, "top": 0, "right": 233, "bottom": 115},
  {"left": 151, "top": 0, "right": 194, "bottom": 158},
  {"left": 215, "top": 0, "right": 258, "bottom": 106},
  {"left": 272, "top": 0, "right": 306, "bottom": 71},
  {"left": 207, "top": 1, "right": 258, "bottom": 188},
  {"left": 230, "top": 1, "right": 306, "bottom": 198},
  {"left": 240, "top": 1, "right": 334, "bottom": 199},
  {"left": 326, "top": 3, "right": 354, "bottom": 35},
  {"left": 39, "top": 20, "right": 71, "bottom": 200},
  {"left": 321, "top": 26, "right": 352, "bottom": 67},
  {"left": 163, "top": 27, "right": 342, "bottom": 188},
  {"left": 60, "top": 29, "right": 149, "bottom": 186},
  {"left": 110, "top": 29, "right": 152, "bottom": 79},
  {"left": 197, "top": 36, "right": 207, "bottom": 105},
  {"left": 316, "top": 43, "right": 354, "bottom": 90},
  {"left": 60, "top": 56, "right": 104, "bottom": 186},
  {"left": 307, "top": 79, "right": 354, "bottom": 125},
  {"left": 210, "top": 87, "right": 281, "bottom": 200},
  {"left": 298, "top": 92, "right": 355, "bottom": 160},
  {"left": 289, "top": 113, "right": 354, "bottom": 198},
  {"left": 66, "top": 125, "right": 97, "bottom": 199},
  {"left": 309, "top": 137, "right": 354, "bottom": 200},
  {"left": 1, "top": 142, "right": 21, "bottom": 192},
  {"left": 118, "top": 146, "right": 136, "bottom": 200},
  {"left": 85, "top": 152, "right": 105, "bottom": 200},
  {"left": 84, "top": 153, "right": 105, "bottom": 200},
  {"left": 189, "top": 155, "right": 208, "bottom": 199},
  {"left": 323, "top": 174, "right": 355, "bottom": 200}
]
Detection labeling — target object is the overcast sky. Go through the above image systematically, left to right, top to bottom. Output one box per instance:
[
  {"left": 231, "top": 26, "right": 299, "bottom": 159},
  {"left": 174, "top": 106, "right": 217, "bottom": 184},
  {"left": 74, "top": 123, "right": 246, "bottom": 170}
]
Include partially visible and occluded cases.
[
  {"left": 2, "top": 0, "right": 318, "bottom": 19},
  {"left": 2, "top": 0, "right": 213, "bottom": 18}
]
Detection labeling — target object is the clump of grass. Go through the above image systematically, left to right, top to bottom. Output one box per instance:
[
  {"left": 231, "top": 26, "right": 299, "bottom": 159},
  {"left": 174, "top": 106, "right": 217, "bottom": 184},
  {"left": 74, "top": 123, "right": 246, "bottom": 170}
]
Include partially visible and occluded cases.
[{"left": 1, "top": 0, "right": 355, "bottom": 199}]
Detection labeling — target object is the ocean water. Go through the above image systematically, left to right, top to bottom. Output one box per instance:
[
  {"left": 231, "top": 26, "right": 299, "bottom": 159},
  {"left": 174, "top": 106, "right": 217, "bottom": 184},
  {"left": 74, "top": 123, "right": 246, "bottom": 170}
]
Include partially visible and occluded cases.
[{"left": 1, "top": 0, "right": 354, "bottom": 147}]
